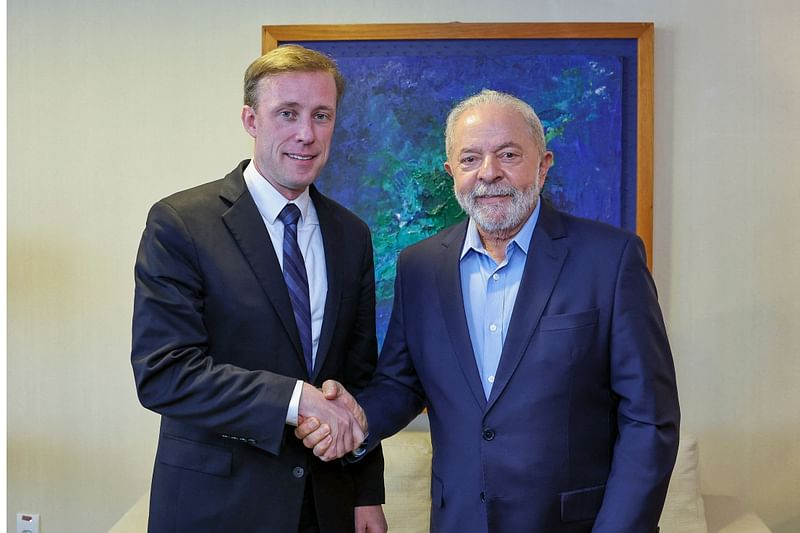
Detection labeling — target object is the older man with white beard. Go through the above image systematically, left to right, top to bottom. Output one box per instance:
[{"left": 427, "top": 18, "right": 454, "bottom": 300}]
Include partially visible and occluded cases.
[{"left": 298, "top": 89, "right": 680, "bottom": 533}]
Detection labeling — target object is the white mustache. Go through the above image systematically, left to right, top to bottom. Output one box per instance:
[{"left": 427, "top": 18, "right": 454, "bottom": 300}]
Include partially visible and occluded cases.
[{"left": 470, "top": 183, "right": 520, "bottom": 199}]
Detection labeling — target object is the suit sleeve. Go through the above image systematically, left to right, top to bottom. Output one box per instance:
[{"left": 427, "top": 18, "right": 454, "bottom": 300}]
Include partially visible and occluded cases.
[
  {"left": 131, "top": 200, "right": 296, "bottom": 455},
  {"left": 339, "top": 221, "right": 385, "bottom": 505},
  {"left": 593, "top": 236, "right": 681, "bottom": 532},
  {"left": 358, "top": 251, "right": 429, "bottom": 446}
]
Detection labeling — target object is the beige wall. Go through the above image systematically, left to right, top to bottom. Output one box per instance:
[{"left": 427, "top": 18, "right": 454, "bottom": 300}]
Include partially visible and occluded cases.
[{"left": 8, "top": 0, "right": 799, "bottom": 531}]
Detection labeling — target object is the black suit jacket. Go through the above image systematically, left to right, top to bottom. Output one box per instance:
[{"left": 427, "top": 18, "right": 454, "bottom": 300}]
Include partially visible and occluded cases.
[{"left": 132, "top": 160, "right": 384, "bottom": 532}]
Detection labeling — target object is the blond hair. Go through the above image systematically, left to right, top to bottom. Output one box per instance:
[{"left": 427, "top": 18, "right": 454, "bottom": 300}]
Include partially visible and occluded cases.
[{"left": 243, "top": 44, "right": 345, "bottom": 108}]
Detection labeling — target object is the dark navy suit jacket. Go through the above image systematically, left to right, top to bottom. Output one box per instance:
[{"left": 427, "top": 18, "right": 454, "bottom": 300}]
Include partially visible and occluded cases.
[
  {"left": 132, "top": 161, "right": 384, "bottom": 532},
  {"left": 359, "top": 201, "right": 679, "bottom": 533}
]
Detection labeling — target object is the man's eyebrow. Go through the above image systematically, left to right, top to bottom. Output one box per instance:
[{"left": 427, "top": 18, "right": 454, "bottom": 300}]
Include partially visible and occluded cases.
[
  {"left": 271, "top": 101, "right": 335, "bottom": 113},
  {"left": 458, "top": 141, "right": 522, "bottom": 156},
  {"left": 495, "top": 141, "right": 523, "bottom": 151}
]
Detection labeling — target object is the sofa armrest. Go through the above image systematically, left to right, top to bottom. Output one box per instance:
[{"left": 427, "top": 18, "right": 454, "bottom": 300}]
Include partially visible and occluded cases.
[
  {"left": 108, "top": 491, "right": 149, "bottom": 533},
  {"left": 703, "top": 495, "right": 772, "bottom": 533}
]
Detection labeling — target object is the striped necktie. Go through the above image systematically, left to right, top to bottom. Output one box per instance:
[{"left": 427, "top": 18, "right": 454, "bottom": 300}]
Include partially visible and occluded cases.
[{"left": 277, "top": 203, "right": 313, "bottom": 375}]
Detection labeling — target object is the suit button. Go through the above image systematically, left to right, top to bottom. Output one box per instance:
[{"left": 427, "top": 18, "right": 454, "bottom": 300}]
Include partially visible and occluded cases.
[
  {"left": 482, "top": 428, "right": 495, "bottom": 441},
  {"left": 292, "top": 466, "right": 305, "bottom": 478},
  {"left": 480, "top": 491, "right": 486, "bottom": 502}
]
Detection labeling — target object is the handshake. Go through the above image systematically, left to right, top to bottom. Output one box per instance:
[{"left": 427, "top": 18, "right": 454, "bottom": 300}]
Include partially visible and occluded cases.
[{"left": 296, "top": 380, "right": 367, "bottom": 462}]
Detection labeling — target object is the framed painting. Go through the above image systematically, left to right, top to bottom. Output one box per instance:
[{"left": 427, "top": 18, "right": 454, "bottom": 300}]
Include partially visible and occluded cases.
[{"left": 262, "top": 23, "right": 654, "bottom": 345}]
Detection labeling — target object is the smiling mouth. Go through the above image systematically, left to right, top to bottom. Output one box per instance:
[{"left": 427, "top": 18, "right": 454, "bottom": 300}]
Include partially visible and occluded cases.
[
  {"left": 286, "top": 153, "right": 315, "bottom": 161},
  {"left": 475, "top": 194, "right": 511, "bottom": 200}
]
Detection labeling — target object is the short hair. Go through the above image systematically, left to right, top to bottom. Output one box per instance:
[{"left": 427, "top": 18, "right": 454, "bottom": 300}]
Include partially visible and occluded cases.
[
  {"left": 243, "top": 44, "right": 346, "bottom": 109},
  {"left": 445, "top": 89, "right": 547, "bottom": 156}
]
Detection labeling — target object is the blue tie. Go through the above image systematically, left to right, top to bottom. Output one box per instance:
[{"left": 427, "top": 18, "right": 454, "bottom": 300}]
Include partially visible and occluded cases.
[{"left": 278, "top": 204, "right": 313, "bottom": 375}]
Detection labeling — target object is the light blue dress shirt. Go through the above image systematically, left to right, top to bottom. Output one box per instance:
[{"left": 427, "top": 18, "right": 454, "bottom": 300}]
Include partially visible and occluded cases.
[{"left": 459, "top": 200, "right": 541, "bottom": 399}]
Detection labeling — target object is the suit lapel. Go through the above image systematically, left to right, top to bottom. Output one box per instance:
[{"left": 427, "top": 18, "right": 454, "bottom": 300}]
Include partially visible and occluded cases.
[
  {"left": 219, "top": 163, "right": 307, "bottom": 373},
  {"left": 309, "top": 187, "right": 342, "bottom": 382},
  {"left": 486, "top": 201, "right": 568, "bottom": 412},
  {"left": 436, "top": 221, "right": 488, "bottom": 410}
]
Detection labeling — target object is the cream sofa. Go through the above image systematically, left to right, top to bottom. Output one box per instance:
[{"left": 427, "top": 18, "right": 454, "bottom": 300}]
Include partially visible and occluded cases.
[{"left": 110, "top": 416, "right": 771, "bottom": 532}]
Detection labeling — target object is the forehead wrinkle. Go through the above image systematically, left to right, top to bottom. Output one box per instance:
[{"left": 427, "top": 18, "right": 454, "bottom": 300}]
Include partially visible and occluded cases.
[
  {"left": 458, "top": 140, "right": 522, "bottom": 156},
  {"left": 495, "top": 141, "right": 523, "bottom": 152}
]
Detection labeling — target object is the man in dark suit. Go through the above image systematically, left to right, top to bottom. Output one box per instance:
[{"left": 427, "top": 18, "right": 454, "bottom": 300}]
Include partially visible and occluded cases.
[
  {"left": 131, "top": 45, "right": 386, "bottom": 533},
  {"left": 298, "top": 89, "right": 680, "bottom": 532}
]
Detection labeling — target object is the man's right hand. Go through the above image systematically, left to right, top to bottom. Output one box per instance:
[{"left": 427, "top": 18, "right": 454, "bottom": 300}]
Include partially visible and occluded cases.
[
  {"left": 296, "top": 380, "right": 367, "bottom": 460},
  {"left": 297, "top": 381, "right": 365, "bottom": 461}
]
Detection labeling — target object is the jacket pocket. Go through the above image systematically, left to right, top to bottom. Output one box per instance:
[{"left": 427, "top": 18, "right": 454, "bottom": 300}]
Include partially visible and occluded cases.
[
  {"left": 539, "top": 308, "right": 599, "bottom": 332},
  {"left": 158, "top": 433, "right": 232, "bottom": 477},
  {"left": 560, "top": 484, "right": 606, "bottom": 522}
]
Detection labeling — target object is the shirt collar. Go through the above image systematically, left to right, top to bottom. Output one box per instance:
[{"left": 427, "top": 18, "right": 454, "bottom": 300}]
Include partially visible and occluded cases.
[
  {"left": 243, "top": 160, "right": 317, "bottom": 225},
  {"left": 460, "top": 196, "right": 542, "bottom": 260}
]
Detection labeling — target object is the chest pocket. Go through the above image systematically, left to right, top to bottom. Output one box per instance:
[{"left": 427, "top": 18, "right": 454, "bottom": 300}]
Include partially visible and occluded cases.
[
  {"left": 536, "top": 308, "right": 600, "bottom": 364},
  {"left": 539, "top": 308, "right": 599, "bottom": 332}
]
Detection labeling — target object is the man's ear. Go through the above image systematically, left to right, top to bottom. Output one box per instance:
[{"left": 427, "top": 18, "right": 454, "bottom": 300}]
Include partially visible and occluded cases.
[
  {"left": 241, "top": 106, "right": 257, "bottom": 138},
  {"left": 538, "top": 151, "right": 554, "bottom": 187},
  {"left": 443, "top": 160, "right": 454, "bottom": 178}
]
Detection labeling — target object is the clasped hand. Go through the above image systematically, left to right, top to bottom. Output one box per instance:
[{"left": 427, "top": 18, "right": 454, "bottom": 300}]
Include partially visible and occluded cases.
[{"left": 296, "top": 380, "right": 366, "bottom": 461}]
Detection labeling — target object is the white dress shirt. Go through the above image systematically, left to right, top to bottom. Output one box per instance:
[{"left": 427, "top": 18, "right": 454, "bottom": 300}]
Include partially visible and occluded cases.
[{"left": 243, "top": 161, "right": 327, "bottom": 425}]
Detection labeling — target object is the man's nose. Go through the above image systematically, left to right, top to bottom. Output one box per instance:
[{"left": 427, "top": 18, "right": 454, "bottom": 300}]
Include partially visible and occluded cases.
[
  {"left": 294, "top": 117, "right": 315, "bottom": 143},
  {"left": 477, "top": 154, "right": 502, "bottom": 182}
]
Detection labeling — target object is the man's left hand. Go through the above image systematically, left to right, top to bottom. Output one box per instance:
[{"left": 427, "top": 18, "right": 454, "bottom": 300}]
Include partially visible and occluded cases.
[{"left": 355, "top": 505, "right": 388, "bottom": 533}]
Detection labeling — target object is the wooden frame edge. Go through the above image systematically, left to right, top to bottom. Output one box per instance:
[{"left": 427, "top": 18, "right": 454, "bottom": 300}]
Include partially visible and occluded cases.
[{"left": 261, "top": 22, "right": 655, "bottom": 270}]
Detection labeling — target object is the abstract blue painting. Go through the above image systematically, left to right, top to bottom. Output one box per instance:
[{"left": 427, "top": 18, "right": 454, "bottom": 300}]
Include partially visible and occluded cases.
[{"left": 294, "top": 38, "right": 638, "bottom": 345}]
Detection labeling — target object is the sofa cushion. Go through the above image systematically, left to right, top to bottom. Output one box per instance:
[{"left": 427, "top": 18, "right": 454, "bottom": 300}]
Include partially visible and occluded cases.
[
  {"left": 382, "top": 429, "right": 433, "bottom": 533},
  {"left": 659, "top": 433, "right": 708, "bottom": 533}
]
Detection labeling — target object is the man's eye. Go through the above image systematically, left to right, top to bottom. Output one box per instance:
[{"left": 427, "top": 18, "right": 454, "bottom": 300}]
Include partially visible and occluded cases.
[
  {"left": 279, "top": 110, "right": 295, "bottom": 119},
  {"left": 314, "top": 113, "right": 331, "bottom": 121},
  {"left": 500, "top": 152, "right": 517, "bottom": 160},
  {"left": 461, "top": 156, "right": 476, "bottom": 164}
]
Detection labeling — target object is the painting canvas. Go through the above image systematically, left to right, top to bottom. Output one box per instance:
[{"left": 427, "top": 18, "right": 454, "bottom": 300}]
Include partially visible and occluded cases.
[{"left": 263, "top": 24, "right": 653, "bottom": 345}]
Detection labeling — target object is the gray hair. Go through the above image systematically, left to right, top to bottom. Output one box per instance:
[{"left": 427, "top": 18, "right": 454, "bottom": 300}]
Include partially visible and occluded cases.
[{"left": 444, "top": 89, "right": 547, "bottom": 156}]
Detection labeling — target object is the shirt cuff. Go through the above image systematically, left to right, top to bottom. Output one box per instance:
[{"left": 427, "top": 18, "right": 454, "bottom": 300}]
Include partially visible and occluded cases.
[{"left": 285, "top": 379, "right": 303, "bottom": 426}]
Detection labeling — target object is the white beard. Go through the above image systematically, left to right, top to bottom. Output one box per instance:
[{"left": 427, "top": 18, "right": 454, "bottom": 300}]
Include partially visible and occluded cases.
[{"left": 455, "top": 181, "right": 540, "bottom": 234}]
